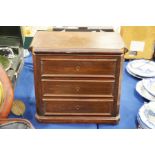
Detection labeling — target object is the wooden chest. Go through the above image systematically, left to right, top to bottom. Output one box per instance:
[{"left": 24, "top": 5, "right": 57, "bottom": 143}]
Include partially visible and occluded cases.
[{"left": 30, "top": 31, "right": 124, "bottom": 123}]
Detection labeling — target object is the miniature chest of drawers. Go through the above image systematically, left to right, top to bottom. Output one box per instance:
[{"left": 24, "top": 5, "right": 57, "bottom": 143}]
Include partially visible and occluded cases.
[{"left": 30, "top": 31, "right": 124, "bottom": 123}]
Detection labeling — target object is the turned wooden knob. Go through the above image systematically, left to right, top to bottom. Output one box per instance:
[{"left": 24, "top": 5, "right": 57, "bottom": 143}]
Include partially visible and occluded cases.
[
  {"left": 75, "top": 65, "right": 80, "bottom": 71},
  {"left": 75, "top": 86, "right": 80, "bottom": 92},
  {"left": 75, "top": 105, "right": 80, "bottom": 110}
]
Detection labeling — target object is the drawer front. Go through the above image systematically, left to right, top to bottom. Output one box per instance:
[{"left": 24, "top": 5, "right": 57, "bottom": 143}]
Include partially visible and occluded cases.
[
  {"left": 40, "top": 57, "right": 117, "bottom": 77},
  {"left": 42, "top": 79, "right": 114, "bottom": 97},
  {"left": 43, "top": 98, "right": 113, "bottom": 116}
]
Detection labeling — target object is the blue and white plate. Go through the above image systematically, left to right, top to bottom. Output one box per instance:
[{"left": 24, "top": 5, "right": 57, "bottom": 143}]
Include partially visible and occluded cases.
[
  {"left": 127, "top": 59, "right": 155, "bottom": 78},
  {"left": 142, "top": 78, "right": 155, "bottom": 97},
  {"left": 136, "top": 81, "right": 155, "bottom": 101},
  {"left": 138, "top": 101, "right": 155, "bottom": 129},
  {"left": 137, "top": 114, "right": 151, "bottom": 129}
]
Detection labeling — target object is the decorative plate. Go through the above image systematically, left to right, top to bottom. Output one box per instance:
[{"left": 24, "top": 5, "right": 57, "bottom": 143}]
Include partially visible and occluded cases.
[
  {"left": 0, "top": 55, "right": 11, "bottom": 71},
  {"left": 127, "top": 59, "right": 155, "bottom": 77},
  {"left": 126, "top": 65, "right": 143, "bottom": 79},
  {"left": 142, "top": 78, "right": 155, "bottom": 97},
  {"left": 136, "top": 81, "right": 155, "bottom": 101},
  {"left": 138, "top": 102, "right": 155, "bottom": 129},
  {"left": 137, "top": 114, "right": 151, "bottom": 129}
]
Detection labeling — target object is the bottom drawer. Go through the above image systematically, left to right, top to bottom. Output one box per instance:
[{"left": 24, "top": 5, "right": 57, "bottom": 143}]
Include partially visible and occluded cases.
[{"left": 43, "top": 98, "right": 113, "bottom": 116}]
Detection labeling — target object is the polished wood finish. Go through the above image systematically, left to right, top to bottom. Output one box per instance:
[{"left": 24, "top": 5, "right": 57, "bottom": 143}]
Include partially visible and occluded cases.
[
  {"left": 30, "top": 31, "right": 124, "bottom": 123},
  {"left": 31, "top": 31, "right": 124, "bottom": 51},
  {"left": 40, "top": 55, "right": 117, "bottom": 76},
  {"left": 42, "top": 79, "right": 114, "bottom": 97}
]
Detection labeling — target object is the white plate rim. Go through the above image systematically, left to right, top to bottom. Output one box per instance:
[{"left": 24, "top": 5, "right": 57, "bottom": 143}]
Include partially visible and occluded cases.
[
  {"left": 127, "top": 60, "right": 155, "bottom": 77},
  {"left": 126, "top": 65, "right": 143, "bottom": 79},
  {"left": 142, "top": 78, "right": 155, "bottom": 97},
  {"left": 136, "top": 81, "right": 155, "bottom": 101}
]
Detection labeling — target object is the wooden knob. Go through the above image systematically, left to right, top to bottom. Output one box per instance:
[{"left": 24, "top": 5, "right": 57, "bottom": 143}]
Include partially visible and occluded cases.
[
  {"left": 75, "top": 65, "right": 80, "bottom": 71},
  {"left": 75, "top": 86, "right": 80, "bottom": 92},
  {"left": 75, "top": 105, "right": 80, "bottom": 110}
]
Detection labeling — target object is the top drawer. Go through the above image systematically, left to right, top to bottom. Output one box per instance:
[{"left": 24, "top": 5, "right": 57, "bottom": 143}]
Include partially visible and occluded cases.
[{"left": 40, "top": 56, "right": 117, "bottom": 77}]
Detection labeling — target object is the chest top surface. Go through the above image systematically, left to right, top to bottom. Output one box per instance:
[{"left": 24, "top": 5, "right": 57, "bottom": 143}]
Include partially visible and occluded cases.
[{"left": 30, "top": 31, "right": 124, "bottom": 54}]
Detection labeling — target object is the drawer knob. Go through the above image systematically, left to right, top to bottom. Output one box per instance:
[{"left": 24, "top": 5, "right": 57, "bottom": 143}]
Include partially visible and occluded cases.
[
  {"left": 75, "top": 65, "right": 80, "bottom": 71},
  {"left": 75, "top": 86, "right": 80, "bottom": 92},
  {"left": 75, "top": 105, "right": 80, "bottom": 110}
]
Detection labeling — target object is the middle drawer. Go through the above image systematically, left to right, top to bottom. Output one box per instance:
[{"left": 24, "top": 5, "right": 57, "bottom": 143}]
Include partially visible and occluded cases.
[{"left": 41, "top": 79, "right": 114, "bottom": 97}]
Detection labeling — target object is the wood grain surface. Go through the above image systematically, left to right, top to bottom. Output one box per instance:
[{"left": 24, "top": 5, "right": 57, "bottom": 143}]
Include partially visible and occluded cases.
[{"left": 31, "top": 31, "right": 124, "bottom": 123}]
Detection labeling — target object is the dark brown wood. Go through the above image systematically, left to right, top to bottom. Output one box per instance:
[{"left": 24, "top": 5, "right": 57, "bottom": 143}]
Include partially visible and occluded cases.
[
  {"left": 30, "top": 31, "right": 124, "bottom": 123},
  {"left": 40, "top": 56, "right": 117, "bottom": 76},
  {"left": 42, "top": 79, "right": 114, "bottom": 97},
  {"left": 43, "top": 98, "right": 113, "bottom": 116},
  {"left": 35, "top": 114, "right": 120, "bottom": 124}
]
